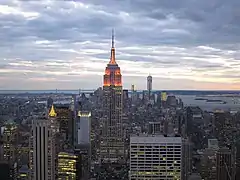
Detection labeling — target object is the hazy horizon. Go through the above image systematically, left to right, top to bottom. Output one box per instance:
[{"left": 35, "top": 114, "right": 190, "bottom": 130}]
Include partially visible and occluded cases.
[
  {"left": 1, "top": 0, "right": 240, "bottom": 90},
  {"left": 0, "top": 89, "right": 240, "bottom": 92}
]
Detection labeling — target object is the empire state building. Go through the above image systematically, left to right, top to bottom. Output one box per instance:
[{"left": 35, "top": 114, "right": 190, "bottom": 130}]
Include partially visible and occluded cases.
[{"left": 100, "top": 31, "right": 125, "bottom": 162}]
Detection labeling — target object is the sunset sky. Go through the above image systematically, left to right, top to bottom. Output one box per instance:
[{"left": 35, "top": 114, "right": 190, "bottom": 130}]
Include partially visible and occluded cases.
[{"left": 0, "top": 0, "right": 240, "bottom": 90}]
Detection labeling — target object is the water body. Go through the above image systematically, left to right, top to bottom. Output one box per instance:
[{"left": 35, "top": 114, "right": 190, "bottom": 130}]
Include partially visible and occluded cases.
[
  {"left": 1, "top": 90, "right": 240, "bottom": 111},
  {"left": 178, "top": 95, "right": 240, "bottom": 111}
]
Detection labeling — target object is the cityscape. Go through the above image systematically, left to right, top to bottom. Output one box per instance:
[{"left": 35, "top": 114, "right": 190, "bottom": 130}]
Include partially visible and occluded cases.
[{"left": 1, "top": 0, "right": 240, "bottom": 180}]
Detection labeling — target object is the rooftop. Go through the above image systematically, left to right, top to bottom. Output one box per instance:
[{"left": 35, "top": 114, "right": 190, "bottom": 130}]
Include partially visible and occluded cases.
[{"left": 130, "top": 135, "right": 182, "bottom": 144}]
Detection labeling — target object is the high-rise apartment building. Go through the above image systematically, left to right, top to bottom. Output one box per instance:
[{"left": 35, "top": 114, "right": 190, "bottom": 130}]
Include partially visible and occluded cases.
[
  {"left": 100, "top": 30, "right": 124, "bottom": 162},
  {"left": 30, "top": 106, "right": 57, "bottom": 180},
  {"left": 129, "top": 135, "right": 182, "bottom": 179}
]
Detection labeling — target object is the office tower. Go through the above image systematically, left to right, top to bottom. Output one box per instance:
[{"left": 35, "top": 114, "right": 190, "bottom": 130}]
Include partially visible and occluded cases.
[
  {"left": 101, "top": 30, "right": 124, "bottom": 162},
  {"left": 147, "top": 75, "right": 152, "bottom": 98},
  {"left": 123, "top": 89, "right": 129, "bottom": 100},
  {"left": 156, "top": 93, "right": 162, "bottom": 107},
  {"left": 69, "top": 95, "right": 78, "bottom": 146},
  {"left": 54, "top": 104, "right": 71, "bottom": 142},
  {"left": 185, "top": 107, "right": 202, "bottom": 137},
  {"left": 75, "top": 111, "right": 91, "bottom": 179},
  {"left": 77, "top": 111, "right": 91, "bottom": 146},
  {"left": 214, "top": 111, "right": 234, "bottom": 148},
  {"left": 30, "top": 113, "right": 57, "bottom": 180},
  {"left": 2, "top": 121, "right": 18, "bottom": 164},
  {"left": 2, "top": 121, "right": 18, "bottom": 179},
  {"left": 129, "top": 135, "right": 182, "bottom": 179},
  {"left": 182, "top": 138, "right": 192, "bottom": 180},
  {"left": 200, "top": 142, "right": 219, "bottom": 180},
  {"left": 216, "top": 147, "right": 235, "bottom": 180},
  {"left": 74, "top": 148, "right": 90, "bottom": 179},
  {"left": 57, "top": 151, "right": 77, "bottom": 179}
]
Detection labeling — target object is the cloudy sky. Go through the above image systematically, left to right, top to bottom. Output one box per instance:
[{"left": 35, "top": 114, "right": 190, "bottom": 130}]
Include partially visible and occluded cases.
[{"left": 0, "top": 0, "right": 240, "bottom": 90}]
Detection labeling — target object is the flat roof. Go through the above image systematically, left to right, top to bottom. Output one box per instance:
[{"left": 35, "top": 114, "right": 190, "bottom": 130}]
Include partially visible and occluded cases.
[{"left": 130, "top": 135, "right": 182, "bottom": 144}]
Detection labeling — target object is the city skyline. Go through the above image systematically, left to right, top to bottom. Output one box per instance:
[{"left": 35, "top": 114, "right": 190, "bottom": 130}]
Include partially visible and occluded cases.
[{"left": 1, "top": 0, "right": 240, "bottom": 90}]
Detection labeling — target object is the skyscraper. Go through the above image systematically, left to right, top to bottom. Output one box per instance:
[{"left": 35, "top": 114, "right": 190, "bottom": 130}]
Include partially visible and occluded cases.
[
  {"left": 100, "top": 30, "right": 124, "bottom": 162},
  {"left": 147, "top": 75, "right": 152, "bottom": 99},
  {"left": 54, "top": 104, "right": 71, "bottom": 142},
  {"left": 30, "top": 106, "right": 57, "bottom": 180},
  {"left": 77, "top": 111, "right": 91, "bottom": 146},
  {"left": 2, "top": 120, "right": 18, "bottom": 180},
  {"left": 2, "top": 121, "right": 18, "bottom": 165},
  {"left": 216, "top": 147, "right": 235, "bottom": 180}
]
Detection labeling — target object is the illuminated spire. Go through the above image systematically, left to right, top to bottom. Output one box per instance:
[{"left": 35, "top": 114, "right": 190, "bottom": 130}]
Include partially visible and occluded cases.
[
  {"left": 109, "top": 29, "right": 116, "bottom": 65},
  {"left": 49, "top": 104, "right": 57, "bottom": 117}
]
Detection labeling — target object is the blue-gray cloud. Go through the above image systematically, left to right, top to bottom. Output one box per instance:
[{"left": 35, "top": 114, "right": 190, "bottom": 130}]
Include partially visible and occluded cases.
[{"left": 0, "top": 0, "right": 240, "bottom": 90}]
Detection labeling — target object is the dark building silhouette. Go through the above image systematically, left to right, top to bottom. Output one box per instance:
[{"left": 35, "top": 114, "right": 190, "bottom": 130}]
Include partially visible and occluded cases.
[
  {"left": 47, "top": 97, "right": 53, "bottom": 108},
  {"left": 216, "top": 148, "right": 235, "bottom": 180},
  {"left": 0, "top": 162, "right": 10, "bottom": 180}
]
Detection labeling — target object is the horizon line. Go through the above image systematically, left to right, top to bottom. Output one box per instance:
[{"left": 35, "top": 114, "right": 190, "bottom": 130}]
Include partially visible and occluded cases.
[{"left": 0, "top": 89, "right": 240, "bottom": 92}]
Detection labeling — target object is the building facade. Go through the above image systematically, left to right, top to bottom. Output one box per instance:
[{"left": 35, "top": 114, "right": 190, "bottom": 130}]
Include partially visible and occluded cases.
[
  {"left": 147, "top": 75, "right": 152, "bottom": 99},
  {"left": 30, "top": 106, "right": 57, "bottom": 180},
  {"left": 77, "top": 111, "right": 91, "bottom": 146},
  {"left": 2, "top": 121, "right": 18, "bottom": 165},
  {"left": 129, "top": 135, "right": 182, "bottom": 179},
  {"left": 216, "top": 148, "right": 235, "bottom": 180},
  {"left": 57, "top": 151, "right": 77, "bottom": 180}
]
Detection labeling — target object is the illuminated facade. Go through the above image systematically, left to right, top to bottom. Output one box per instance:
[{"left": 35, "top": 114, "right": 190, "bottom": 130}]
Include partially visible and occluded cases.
[
  {"left": 100, "top": 30, "right": 125, "bottom": 162},
  {"left": 161, "top": 91, "right": 167, "bottom": 102},
  {"left": 2, "top": 121, "right": 18, "bottom": 164},
  {"left": 2, "top": 121, "right": 18, "bottom": 180},
  {"left": 130, "top": 135, "right": 182, "bottom": 180},
  {"left": 57, "top": 152, "right": 77, "bottom": 180}
]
